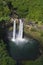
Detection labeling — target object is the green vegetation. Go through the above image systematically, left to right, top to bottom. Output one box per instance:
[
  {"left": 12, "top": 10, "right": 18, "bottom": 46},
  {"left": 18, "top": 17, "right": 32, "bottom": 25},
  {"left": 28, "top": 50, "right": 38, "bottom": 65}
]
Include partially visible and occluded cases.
[
  {"left": 0, "top": 0, "right": 43, "bottom": 65},
  {"left": 0, "top": 0, "right": 43, "bottom": 23},
  {"left": 24, "top": 24, "right": 43, "bottom": 51},
  {"left": 0, "top": 40, "right": 16, "bottom": 65},
  {"left": 22, "top": 55, "right": 43, "bottom": 65}
]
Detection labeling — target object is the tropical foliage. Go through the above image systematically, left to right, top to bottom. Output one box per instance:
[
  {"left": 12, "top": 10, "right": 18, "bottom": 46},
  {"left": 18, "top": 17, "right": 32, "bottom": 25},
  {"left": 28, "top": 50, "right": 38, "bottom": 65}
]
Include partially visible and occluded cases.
[
  {"left": 0, "top": 0, "right": 43, "bottom": 65},
  {"left": 0, "top": 0, "right": 43, "bottom": 22}
]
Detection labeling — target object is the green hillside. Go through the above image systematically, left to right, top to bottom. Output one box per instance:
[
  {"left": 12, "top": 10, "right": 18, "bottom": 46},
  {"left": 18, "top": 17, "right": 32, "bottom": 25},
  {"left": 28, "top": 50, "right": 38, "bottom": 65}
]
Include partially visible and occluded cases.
[
  {"left": 0, "top": 0, "right": 43, "bottom": 65},
  {"left": 0, "top": 0, "right": 43, "bottom": 22}
]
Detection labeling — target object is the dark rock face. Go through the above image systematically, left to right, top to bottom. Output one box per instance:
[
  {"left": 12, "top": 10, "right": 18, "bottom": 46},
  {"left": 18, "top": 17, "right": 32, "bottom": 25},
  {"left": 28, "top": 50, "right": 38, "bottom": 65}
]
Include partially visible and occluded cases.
[
  {"left": 0, "top": 21, "right": 8, "bottom": 41},
  {"left": 8, "top": 39, "right": 40, "bottom": 60}
]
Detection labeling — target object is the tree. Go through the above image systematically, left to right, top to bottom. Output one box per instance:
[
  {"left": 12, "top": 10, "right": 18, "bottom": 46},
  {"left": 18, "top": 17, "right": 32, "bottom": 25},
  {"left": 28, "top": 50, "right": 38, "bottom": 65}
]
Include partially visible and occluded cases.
[{"left": 0, "top": 40, "right": 16, "bottom": 65}]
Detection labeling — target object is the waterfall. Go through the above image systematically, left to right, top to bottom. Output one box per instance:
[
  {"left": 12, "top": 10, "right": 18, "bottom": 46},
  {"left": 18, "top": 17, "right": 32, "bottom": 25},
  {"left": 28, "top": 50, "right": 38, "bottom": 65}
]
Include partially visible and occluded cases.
[
  {"left": 12, "top": 19, "right": 24, "bottom": 41},
  {"left": 17, "top": 19, "right": 23, "bottom": 39},
  {"left": 12, "top": 20, "right": 16, "bottom": 41}
]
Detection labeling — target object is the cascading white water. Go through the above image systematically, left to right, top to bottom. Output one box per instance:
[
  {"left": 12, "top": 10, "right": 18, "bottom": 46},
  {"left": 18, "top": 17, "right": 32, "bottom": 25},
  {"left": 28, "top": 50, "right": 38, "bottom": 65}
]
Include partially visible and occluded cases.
[
  {"left": 11, "top": 19, "right": 27, "bottom": 43},
  {"left": 17, "top": 19, "right": 23, "bottom": 39},
  {"left": 12, "top": 20, "right": 16, "bottom": 41}
]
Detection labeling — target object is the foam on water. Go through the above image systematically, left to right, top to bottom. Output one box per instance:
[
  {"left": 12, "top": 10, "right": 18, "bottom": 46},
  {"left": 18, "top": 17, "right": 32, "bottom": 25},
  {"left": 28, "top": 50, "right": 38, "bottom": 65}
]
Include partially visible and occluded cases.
[{"left": 11, "top": 38, "right": 28, "bottom": 42}]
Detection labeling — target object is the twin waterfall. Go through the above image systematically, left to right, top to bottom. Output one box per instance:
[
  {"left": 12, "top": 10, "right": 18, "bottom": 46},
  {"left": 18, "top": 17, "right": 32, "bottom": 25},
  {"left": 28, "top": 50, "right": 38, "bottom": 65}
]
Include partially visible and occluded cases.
[{"left": 12, "top": 19, "right": 23, "bottom": 41}]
